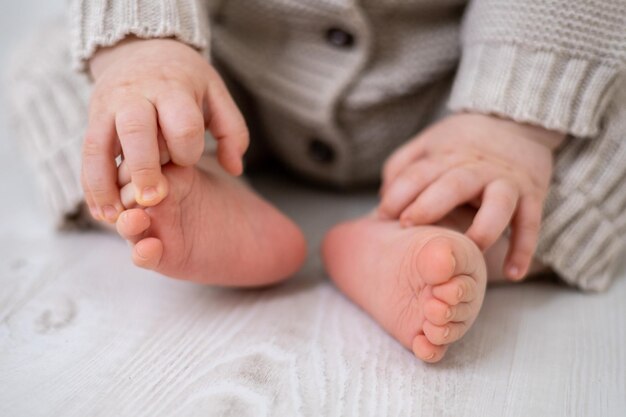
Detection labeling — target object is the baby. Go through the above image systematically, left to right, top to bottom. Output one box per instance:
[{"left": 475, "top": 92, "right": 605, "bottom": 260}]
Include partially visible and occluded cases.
[{"left": 9, "top": 0, "right": 626, "bottom": 363}]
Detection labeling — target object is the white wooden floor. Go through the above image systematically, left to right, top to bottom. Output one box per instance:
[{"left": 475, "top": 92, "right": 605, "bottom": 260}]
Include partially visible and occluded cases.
[
  {"left": 1, "top": 3, "right": 625, "bottom": 417},
  {"left": 1, "top": 136, "right": 625, "bottom": 417}
]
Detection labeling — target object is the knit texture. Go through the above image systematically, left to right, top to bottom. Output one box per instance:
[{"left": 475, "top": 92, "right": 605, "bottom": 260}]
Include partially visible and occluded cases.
[
  {"left": 7, "top": 0, "right": 626, "bottom": 290},
  {"left": 69, "top": 0, "right": 210, "bottom": 71},
  {"left": 449, "top": 0, "right": 626, "bottom": 138},
  {"left": 537, "top": 76, "right": 626, "bottom": 291}
]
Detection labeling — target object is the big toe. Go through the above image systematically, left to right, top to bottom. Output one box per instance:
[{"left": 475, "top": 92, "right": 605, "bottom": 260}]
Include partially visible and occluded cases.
[
  {"left": 116, "top": 209, "right": 151, "bottom": 243},
  {"left": 417, "top": 233, "right": 478, "bottom": 286}
]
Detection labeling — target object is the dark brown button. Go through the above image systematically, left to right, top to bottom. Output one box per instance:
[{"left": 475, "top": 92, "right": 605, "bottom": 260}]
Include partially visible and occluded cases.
[
  {"left": 325, "top": 27, "right": 355, "bottom": 48},
  {"left": 308, "top": 138, "right": 336, "bottom": 164}
]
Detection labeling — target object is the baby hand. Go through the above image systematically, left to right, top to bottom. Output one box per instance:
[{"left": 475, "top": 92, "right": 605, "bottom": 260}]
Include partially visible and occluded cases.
[
  {"left": 82, "top": 37, "right": 248, "bottom": 222},
  {"left": 378, "top": 113, "right": 565, "bottom": 280}
]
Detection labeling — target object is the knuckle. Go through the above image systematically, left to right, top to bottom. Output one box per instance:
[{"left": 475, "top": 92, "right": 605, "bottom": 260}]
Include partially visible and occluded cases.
[
  {"left": 89, "top": 94, "right": 108, "bottom": 113},
  {"left": 117, "top": 117, "right": 151, "bottom": 137},
  {"left": 172, "top": 121, "right": 204, "bottom": 143},
  {"left": 82, "top": 134, "right": 103, "bottom": 157},
  {"left": 405, "top": 163, "right": 428, "bottom": 181},
  {"left": 130, "top": 165, "right": 160, "bottom": 180},
  {"left": 399, "top": 169, "right": 417, "bottom": 184},
  {"left": 447, "top": 169, "right": 473, "bottom": 192},
  {"left": 89, "top": 187, "right": 115, "bottom": 202},
  {"left": 492, "top": 191, "right": 518, "bottom": 209},
  {"left": 519, "top": 218, "right": 541, "bottom": 234}
]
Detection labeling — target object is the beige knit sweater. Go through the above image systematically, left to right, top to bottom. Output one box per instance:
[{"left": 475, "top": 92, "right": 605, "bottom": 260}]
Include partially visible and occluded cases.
[{"left": 7, "top": 0, "right": 626, "bottom": 290}]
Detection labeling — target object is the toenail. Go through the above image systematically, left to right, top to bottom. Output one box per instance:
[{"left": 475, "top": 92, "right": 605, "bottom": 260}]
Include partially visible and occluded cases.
[
  {"left": 141, "top": 187, "right": 158, "bottom": 202},
  {"left": 102, "top": 205, "right": 118, "bottom": 221},
  {"left": 458, "top": 286, "right": 464, "bottom": 300},
  {"left": 445, "top": 308, "right": 452, "bottom": 320},
  {"left": 443, "top": 326, "right": 450, "bottom": 339},
  {"left": 426, "top": 352, "right": 435, "bottom": 360}
]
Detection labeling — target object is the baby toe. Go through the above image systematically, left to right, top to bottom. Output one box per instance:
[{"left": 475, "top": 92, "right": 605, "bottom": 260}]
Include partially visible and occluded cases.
[
  {"left": 120, "top": 183, "right": 137, "bottom": 209},
  {"left": 116, "top": 209, "right": 151, "bottom": 243},
  {"left": 132, "top": 237, "right": 163, "bottom": 270},
  {"left": 417, "top": 237, "right": 457, "bottom": 285},
  {"left": 431, "top": 275, "right": 476, "bottom": 305},
  {"left": 424, "top": 298, "right": 454, "bottom": 326},
  {"left": 424, "top": 298, "right": 475, "bottom": 325},
  {"left": 447, "top": 302, "right": 474, "bottom": 323},
  {"left": 423, "top": 320, "right": 468, "bottom": 345},
  {"left": 412, "top": 333, "right": 448, "bottom": 363}
]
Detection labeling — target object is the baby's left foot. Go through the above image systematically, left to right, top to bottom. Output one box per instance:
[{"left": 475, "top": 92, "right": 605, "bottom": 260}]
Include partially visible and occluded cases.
[{"left": 323, "top": 217, "right": 486, "bottom": 362}]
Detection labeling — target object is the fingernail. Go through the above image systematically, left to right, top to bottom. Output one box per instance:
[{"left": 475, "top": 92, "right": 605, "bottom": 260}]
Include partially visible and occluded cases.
[
  {"left": 141, "top": 187, "right": 158, "bottom": 203},
  {"left": 101, "top": 205, "right": 119, "bottom": 222},
  {"left": 508, "top": 265, "right": 520, "bottom": 280},
  {"left": 457, "top": 286, "right": 464, "bottom": 300},
  {"left": 445, "top": 308, "right": 452, "bottom": 320},
  {"left": 443, "top": 327, "right": 450, "bottom": 339},
  {"left": 426, "top": 352, "right": 435, "bottom": 360}
]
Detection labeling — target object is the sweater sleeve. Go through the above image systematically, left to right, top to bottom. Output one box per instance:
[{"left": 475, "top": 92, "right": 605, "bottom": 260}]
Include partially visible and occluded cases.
[
  {"left": 68, "top": 0, "right": 210, "bottom": 71},
  {"left": 449, "top": 0, "right": 626, "bottom": 138}
]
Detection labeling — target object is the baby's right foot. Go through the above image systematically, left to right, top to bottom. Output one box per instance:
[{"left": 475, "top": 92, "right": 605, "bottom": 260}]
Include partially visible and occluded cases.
[{"left": 115, "top": 158, "right": 307, "bottom": 286}]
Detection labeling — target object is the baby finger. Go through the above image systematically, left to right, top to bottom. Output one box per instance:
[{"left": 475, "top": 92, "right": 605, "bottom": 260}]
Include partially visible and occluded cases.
[
  {"left": 378, "top": 159, "right": 444, "bottom": 220},
  {"left": 399, "top": 167, "right": 486, "bottom": 226},
  {"left": 466, "top": 179, "right": 519, "bottom": 250},
  {"left": 506, "top": 197, "right": 543, "bottom": 280}
]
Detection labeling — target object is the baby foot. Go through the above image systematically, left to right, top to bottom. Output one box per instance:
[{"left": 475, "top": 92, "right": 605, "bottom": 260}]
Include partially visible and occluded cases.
[
  {"left": 116, "top": 159, "right": 307, "bottom": 286},
  {"left": 322, "top": 218, "right": 486, "bottom": 362}
]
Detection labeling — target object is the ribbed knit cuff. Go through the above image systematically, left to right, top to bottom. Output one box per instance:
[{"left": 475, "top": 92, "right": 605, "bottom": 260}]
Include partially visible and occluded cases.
[
  {"left": 69, "top": 0, "right": 210, "bottom": 71},
  {"left": 449, "top": 43, "right": 623, "bottom": 138},
  {"left": 536, "top": 188, "right": 623, "bottom": 292}
]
